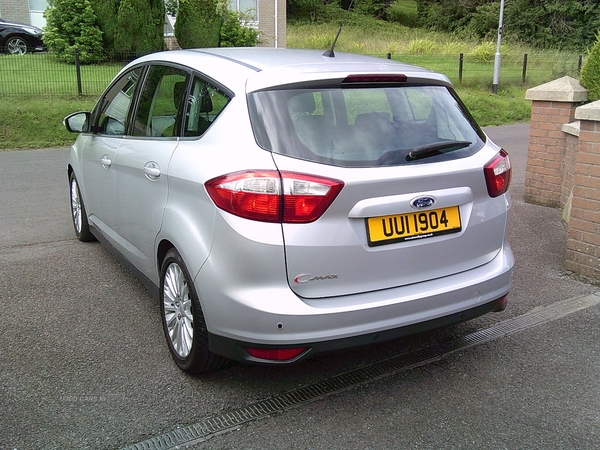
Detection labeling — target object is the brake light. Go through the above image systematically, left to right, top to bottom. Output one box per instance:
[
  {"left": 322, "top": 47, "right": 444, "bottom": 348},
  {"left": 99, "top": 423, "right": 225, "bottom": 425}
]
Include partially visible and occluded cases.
[
  {"left": 342, "top": 74, "right": 407, "bottom": 84},
  {"left": 484, "top": 149, "right": 511, "bottom": 197},
  {"left": 205, "top": 171, "right": 344, "bottom": 223}
]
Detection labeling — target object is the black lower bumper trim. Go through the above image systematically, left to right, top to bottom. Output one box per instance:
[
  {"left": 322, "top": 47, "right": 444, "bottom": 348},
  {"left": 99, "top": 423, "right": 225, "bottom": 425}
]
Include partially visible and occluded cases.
[{"left": 208, "top": 295, "right": 508, "bottom": 364}]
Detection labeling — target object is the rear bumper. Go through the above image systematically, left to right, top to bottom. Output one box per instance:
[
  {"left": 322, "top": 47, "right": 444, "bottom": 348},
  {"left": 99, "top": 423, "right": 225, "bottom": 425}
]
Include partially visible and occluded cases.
[
  {"left": 203, "top": 244, "right": 513, "bottom": 364},
  {"left": 209, "top": 294, "right": 508, "bottom": 364}
]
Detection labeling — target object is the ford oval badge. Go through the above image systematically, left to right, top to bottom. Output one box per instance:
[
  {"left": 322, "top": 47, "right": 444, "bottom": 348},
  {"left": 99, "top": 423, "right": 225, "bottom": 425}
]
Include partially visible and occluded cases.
[{"left": 410, "top": 196, "right": 437, "bottom": 209}]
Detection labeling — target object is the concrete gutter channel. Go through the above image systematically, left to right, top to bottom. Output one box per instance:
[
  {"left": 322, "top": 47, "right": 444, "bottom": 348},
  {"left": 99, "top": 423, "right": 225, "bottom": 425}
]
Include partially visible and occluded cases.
[{"left": 1, "top": 123, "right": 598, "bottom": 449}]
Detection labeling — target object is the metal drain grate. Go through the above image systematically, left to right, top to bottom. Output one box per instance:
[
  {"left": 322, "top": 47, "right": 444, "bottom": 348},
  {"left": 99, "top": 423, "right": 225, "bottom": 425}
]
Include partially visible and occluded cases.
[{"left": 122, "top": 292, "right": 600, "bottom": 450}]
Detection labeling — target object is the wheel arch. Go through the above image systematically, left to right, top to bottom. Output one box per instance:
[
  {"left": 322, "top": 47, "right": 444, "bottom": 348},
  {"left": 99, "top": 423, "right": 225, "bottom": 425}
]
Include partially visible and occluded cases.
[
  {"left": 4, "top": 34, "right": 30, "bottom": 50},
  {"left": 157, "top": 203, "right": 216, "bottom": 284},
  {"left": 157, "top": 239, "right": 175, "bottom": 275}
]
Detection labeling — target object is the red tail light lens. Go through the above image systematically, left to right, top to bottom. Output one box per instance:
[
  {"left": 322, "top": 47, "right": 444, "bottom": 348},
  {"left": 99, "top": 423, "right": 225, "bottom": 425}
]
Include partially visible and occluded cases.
[
  {"left": 484, "top": 149, "right": 511, "bottom": 197},
  {"left": 205, "top": 171, "right": 344, "bottom": 223},
  {"left": 245, "top": 347, "right": 306, "bottom": 361}
]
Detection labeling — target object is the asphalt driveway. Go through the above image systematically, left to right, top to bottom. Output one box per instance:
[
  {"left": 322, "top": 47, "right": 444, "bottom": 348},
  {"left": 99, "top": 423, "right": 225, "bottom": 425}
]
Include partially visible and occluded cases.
[{"left": 0, "top": 123, "right": 598, "bottom": 449}]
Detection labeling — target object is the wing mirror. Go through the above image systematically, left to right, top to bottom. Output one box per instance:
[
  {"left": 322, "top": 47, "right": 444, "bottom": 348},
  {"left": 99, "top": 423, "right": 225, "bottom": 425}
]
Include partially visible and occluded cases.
[{"left": 64, "top": 111, "right": 91, "bottom": 133}]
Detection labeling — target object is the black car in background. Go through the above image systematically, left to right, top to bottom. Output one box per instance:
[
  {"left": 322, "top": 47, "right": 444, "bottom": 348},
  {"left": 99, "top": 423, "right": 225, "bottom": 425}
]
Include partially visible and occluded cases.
[{"left": 0, "top": 18, "right": 45, "bottom": 55}]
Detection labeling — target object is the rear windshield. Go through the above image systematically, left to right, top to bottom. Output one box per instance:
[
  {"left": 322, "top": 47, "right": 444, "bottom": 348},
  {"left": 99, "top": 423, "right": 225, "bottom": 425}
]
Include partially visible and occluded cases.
[{"left": 248, "top": 85, "right": 486, "bottom": 167}]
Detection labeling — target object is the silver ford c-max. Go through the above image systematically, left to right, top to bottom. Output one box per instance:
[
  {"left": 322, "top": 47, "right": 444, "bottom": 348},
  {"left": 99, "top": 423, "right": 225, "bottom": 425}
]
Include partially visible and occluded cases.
[{"left": 65, "top": 48, "right": 513, "bottom": 374}]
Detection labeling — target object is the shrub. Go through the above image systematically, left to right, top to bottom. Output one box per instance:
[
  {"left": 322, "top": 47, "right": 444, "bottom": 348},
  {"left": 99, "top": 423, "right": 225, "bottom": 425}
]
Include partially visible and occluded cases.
[
  {"left": 43, "top": 0, "right": 105, "bottom": 64},
  {"left": 91, "top": 0, "right": 120, "bottom": 53},
  {"left": 114, "top": 0, "right": 165, "bottom": 56},
  {"left": 175, "top": 0, "right": 221, "bottom": 48},
  {"left": 288, "top": 0, "right": 336, "bottom": 24},
  {"left": 353, "top": 0, "right": 387, "bottom": 19},
  {"left": 385, "top": 0, "right": 419, "bottom": 28},
  {"left": 420, "top": 0, "right": 473, "bottom": 33},
  {"left": 466, "top": 2, "right": 499, "bottom": 41},
  {"left": 218, "top": 9, "right": 259, "bottom": 47},
  {"left": 580, "top": 33, "right": 600, "bottom": 102}
]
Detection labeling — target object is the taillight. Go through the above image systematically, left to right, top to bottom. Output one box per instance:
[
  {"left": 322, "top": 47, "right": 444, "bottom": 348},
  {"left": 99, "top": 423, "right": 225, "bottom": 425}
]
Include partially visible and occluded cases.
[
  {"left": 484, "top": 149, "right": 511, "bottom": 197},
  {"left": 205, "top": 170, "right": 344, "bottom": 223}
]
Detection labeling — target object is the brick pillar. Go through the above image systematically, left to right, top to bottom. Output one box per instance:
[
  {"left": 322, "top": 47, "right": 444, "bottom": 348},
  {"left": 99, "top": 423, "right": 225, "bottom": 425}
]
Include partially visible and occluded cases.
[
  {"left": 524, "top": 77, "right": 587, "bottom": 208},
  {"left": 565, "top": 101, "right": 600, "bottom": 281}
]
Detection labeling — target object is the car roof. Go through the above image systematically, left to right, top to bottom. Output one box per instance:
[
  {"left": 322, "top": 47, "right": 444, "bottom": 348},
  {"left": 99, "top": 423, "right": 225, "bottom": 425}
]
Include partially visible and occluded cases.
[{"left": 128, "top": 48, "right": 452, "bottom": 94}]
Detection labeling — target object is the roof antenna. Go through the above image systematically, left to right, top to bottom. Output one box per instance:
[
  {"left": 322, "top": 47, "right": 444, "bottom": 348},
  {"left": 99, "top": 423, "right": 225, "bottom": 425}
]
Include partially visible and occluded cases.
[{"left": 322, "top": 0, "right": 355, "bottom": 58}]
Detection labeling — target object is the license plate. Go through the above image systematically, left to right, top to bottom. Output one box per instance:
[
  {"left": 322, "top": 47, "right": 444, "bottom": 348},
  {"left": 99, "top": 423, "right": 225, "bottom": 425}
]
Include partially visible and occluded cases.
[{"left": 366, "top": 206, "right": 462, "bottom": 247}]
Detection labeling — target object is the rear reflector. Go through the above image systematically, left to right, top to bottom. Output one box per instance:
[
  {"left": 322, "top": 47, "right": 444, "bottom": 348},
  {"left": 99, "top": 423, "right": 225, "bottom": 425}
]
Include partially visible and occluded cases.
[
  {"left": 484, "top": 149, "right": 512, "bottom": 197},
  {"left": 206, "top": 170, "right": 344, "bottom": 223},
  {"left": 245, "top": 347, "right": 306, "bottom": 361}
]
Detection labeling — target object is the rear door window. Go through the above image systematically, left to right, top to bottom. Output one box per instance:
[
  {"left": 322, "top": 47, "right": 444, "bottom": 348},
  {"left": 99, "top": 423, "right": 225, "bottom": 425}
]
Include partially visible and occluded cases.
[{"left": 183, "top": 75, "right": 231, "bottom": 137}]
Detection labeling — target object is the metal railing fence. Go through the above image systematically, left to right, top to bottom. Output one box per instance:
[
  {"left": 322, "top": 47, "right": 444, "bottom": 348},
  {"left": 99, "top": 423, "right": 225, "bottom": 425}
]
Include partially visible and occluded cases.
[{"left": 0, "top": 49, "right": 585, "bottom": 97}]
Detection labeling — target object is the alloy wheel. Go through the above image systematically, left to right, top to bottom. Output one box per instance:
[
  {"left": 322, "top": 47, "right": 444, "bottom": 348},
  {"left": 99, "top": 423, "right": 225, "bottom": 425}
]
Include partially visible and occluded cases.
[
  {"left": 70, "top": 178, "right": 82, "bottom": 234},
  {"left": 162, "top": 262, "right": 194, "bottom": 358}
]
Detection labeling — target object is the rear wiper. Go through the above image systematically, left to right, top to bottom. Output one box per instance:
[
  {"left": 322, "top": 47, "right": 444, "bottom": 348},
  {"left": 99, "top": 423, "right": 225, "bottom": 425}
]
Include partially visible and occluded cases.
[{"left": 406, "top": 140, "right": 471, "bottom": 161}]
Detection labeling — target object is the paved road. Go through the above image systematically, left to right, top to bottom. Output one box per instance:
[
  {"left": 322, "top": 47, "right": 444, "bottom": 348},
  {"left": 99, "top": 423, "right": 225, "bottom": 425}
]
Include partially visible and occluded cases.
[{"left": 1, "top": 124, "right": 599, "bottom": 449}]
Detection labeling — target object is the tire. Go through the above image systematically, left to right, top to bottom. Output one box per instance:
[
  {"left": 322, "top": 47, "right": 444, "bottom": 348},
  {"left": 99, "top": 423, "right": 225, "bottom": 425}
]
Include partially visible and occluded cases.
[
  {"left": 6, "top": 36, "right": 28, "bottom": 55},
  {"left": 69, "top": 172, "right": 94, "bottom": 242},
  {"left": 160, "top": 248, "right": 228, "bottom": 374}
]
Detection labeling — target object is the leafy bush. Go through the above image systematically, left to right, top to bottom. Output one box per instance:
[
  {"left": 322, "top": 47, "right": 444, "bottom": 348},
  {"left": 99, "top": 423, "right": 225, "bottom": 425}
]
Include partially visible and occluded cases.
[
  {"left": 43, "top": 0, "right": 105, "bottom": 64},
  {"left": 91, "top": 0, "right": 119, "bottom": 53},
  {"left": 114, "top": 0, "right": 165, "bottom": 56},
  {"left": 175, "top": 0, "right": 221, "bottom": 48},
  {"left": 287, "top": 0, "right": 337, "bottom": 24},
  {"left": 353, "top": 0, "right": 388, "bottom": 19},
  {"left": 385, "top": 0, "right": 419, "bottom": 27},
  {"left": 420, "top": 0, "right": 473, "bottom": 33},
  {"left": 465, "top": 2, "right": 499, "bottom": 41},
  {"left": 218, "top": 9, "right": 259, "bottom": 47},
  {"left": 580, "top": 33, "right": 600, "bottom": 102}
]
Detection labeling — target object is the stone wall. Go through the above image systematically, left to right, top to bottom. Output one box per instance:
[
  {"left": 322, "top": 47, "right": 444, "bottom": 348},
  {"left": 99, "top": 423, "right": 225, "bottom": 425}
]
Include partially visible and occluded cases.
[{"left": 525, "top": 77, "right": 600, "bottom": 282}]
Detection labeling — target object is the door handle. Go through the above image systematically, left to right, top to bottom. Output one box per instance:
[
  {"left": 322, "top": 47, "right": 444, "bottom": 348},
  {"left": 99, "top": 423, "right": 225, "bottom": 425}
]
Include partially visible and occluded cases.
[
  {"left": 100, "top": 155, "right": 112, "bottom": 168},
  {"left": 144, "top": 162, "right": 161, "bottom": 180}
]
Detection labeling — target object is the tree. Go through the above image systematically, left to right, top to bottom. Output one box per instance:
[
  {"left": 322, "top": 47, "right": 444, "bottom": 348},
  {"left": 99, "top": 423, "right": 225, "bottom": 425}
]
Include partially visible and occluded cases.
[
  {"left": 43, "top": 0, "right": 104, "bottom": 64},
  {"left": 91, "top": 0, "right": 120, "bottom": 53},
  {"left": 115, "top": 0, "right": 165, "bottom": 56},
  {"left": 175, "top": 0, "right": 221, "bottom": 48},
  {"left": 415, "top": 0, "right": 600, "bottom": 50}
]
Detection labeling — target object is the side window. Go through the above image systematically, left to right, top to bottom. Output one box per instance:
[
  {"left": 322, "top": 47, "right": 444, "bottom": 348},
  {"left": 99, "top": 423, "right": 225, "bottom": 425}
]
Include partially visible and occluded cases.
[
  {"left": 133, "top": 65, "right": 189, "bottom": 137},
  {"left": 94, "top": 67, "right": 142, "bottom": 135},
  {"left": 183, "top": 76, "right": 231, "bottom": 137}
]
